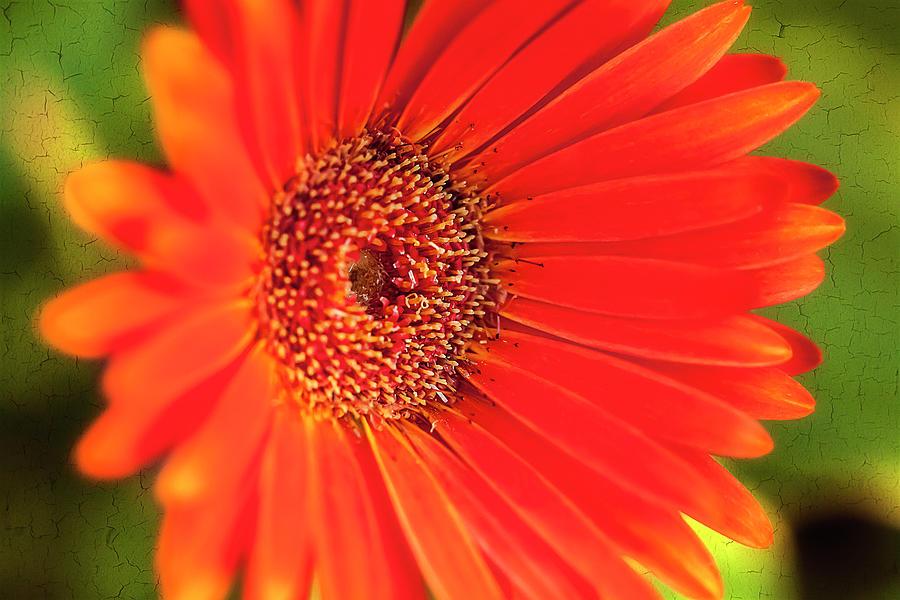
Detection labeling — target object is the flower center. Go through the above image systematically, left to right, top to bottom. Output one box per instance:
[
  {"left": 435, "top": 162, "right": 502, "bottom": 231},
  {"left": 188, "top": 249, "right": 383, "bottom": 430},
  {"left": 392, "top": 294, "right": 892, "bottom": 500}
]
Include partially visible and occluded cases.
[
  {"left": 256, "top": 130, "right": 494, "bottom": 422},
  {"left": 347, "top": 249, "right": 396, "bottom": 311}
]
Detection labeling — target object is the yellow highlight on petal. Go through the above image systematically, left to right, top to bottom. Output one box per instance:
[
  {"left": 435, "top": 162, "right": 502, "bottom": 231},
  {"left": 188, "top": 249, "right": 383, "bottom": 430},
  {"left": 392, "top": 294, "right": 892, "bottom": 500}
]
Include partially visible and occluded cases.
[
  {"left": 156, "top": 460, "right": 205, "bottom": 505},
  {"left": 170, "top": 573, "right": 229, "bottom": 600},
  {"left": 261, "top": 579, "right": 296, "bottom": 600}
]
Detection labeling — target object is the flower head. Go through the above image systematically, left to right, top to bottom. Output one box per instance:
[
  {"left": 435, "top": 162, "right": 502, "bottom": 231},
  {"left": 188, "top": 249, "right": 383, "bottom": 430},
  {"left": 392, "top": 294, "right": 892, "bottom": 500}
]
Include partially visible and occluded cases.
[{"left": 40, "top": 1, "right": 844, "bottom": 599}]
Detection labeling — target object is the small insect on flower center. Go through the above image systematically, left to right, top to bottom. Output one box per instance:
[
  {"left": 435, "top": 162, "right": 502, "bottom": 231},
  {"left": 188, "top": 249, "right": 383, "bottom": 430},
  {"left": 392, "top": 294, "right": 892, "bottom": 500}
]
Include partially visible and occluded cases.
[
  {"left": 255, "top": 130, "right": 495, "bottom": 422},
  {"left": 347, "top": 249, "right": 395, "bottom": 311}
]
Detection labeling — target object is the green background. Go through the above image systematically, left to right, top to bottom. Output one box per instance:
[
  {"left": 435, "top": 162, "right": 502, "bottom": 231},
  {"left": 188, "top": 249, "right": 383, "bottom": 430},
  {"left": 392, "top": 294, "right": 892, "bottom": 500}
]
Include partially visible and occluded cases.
[{"left": 1, "top": 1, "right": 897, "bottom": 598}]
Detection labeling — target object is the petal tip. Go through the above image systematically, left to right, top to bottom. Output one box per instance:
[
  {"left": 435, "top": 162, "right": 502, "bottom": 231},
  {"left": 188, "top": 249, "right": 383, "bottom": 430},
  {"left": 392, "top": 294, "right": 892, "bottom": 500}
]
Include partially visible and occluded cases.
[
  {"left": 141, "top": 24, "right": 185, "bottom": 55},
  {"left": 773, "top": 56, "right": 788, "bottom": 78},
  {"left": 780, "top": 80, "right": 822, "bottom": 108},
  {"left": 802, "top": 81, "right": 822, "bottom": 102},
  {"left": 61, "top": 163, "right": 103, "bottom": 235},
  {"left": 820, "top": 169, "right": 841, "bottom": 199},
  {"left": 832, "top": 213, "right": 848, "bottom": 236},
  {"left": 36, "top": 293, "right": 101, "bottom": 358},
  {"left": 36, "top": 298, "right": 63, "bottom": 350},
  {"left": 791, "top": 395, "right": 817, "bottom": 418},
  {"left": 74, "top": 418, "right": 129, "bottom": 480},
  {"left": 754, "top": 428, "right": 776, "bottom": 457},
  {"left": 743, "top": 515, "right": 776, "bottom": 549},
  {"left": 699, "top": 571, "right": 726, "bottom": 600}
]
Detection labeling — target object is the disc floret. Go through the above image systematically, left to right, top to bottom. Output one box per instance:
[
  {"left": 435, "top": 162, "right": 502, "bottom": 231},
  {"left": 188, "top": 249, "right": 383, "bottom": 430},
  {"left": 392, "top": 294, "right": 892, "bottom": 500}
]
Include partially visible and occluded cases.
[{"left": 256, "top": 130, "right": 493, "bottom": 421}]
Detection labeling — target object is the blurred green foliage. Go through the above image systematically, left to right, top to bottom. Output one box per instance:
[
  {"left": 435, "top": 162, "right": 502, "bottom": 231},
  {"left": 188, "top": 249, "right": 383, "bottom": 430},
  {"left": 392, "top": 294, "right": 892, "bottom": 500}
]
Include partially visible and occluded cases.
[{"left": 1, "top": 1, "right": 897, "bottom": 598}]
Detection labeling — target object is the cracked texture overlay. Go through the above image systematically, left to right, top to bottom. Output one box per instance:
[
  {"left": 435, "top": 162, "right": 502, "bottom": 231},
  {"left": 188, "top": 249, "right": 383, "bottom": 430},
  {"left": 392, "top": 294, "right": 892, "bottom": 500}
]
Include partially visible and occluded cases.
[{"left": 1, "top": 1, "right": 897, "bottom": 599}]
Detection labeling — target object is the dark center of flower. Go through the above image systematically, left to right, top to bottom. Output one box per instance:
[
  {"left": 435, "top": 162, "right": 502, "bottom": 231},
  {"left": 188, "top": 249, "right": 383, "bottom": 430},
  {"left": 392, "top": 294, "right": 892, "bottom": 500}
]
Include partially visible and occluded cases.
[
  {"left": 256, "top": 130, "right": 495, "bottom": 421},
  {"left": 347, "top": 249, "right": 395, "bottom": 311}
]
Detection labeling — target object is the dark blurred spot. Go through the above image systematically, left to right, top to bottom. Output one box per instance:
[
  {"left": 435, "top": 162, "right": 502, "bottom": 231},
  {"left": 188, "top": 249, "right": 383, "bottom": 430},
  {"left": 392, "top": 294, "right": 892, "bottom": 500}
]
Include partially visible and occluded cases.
[{"left": 795, "top": 511, "right": 900, "bottom": 600}]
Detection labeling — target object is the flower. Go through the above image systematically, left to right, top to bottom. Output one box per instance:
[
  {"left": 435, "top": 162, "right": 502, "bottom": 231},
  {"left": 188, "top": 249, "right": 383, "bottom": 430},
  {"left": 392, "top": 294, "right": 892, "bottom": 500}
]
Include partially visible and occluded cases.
[{"left": 39, "top": 0, "right": 844, "bottom": 599}]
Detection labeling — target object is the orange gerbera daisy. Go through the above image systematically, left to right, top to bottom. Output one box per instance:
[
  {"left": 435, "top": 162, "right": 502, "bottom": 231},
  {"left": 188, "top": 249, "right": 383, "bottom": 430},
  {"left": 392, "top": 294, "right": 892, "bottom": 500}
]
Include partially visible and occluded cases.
[{"left": 40, "top": 1, "right": 844, "bottom": 599}]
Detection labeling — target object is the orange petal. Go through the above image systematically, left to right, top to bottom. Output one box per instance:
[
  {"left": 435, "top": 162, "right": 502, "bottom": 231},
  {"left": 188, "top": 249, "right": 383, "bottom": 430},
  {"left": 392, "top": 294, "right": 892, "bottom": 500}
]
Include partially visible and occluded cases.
[
  {"left": 182, "top": 0, "right": 237, "bottom": 65},
  {"left": 225, "top": 0, "right": 305, "bottom": 186},
  {"left": 300, "top": 0, "right": 347, "bottom": 151},
  {"left": 337, "top": 0, "right": 406, "bottom": 139},
  {"left": 396, "top": 0, "right": 574, "bottom": 141},
  {"left": 431, "top": 0, "right": 671, "bottom": 161},
  {"left": 472, "top": 0, "right": 751, "bottom": 181},
  {"left": 375, "top": 1, "right": 493, "bottom": 123},
  {"left": 143, "top": 26, "right": 267, "bottom": 230},
  {"left": 653, "top": 53, "right": 787, "bottom": 112},
  {"left": 485, "top": 81, "right": 820, "bottom": 201},
  {"left": 727, "top": 156, "right": 840, "bottom": 205},
  {"left": 64, "top": 160, "right": 206, "bottom": 246},
  {"left": 63, "top": 161, "right": 259, "bottom": 289},
  {"left": 483, "top": 167, "right": 770, "bottom": 242},
  {"left": 586, "top": 203, "right": 845, "bottom": 269},
  {"left": 153, "top": 221, "right": 260, "bottom": 290},
  {"left": 744, "top": 254, "right": 826, "bottom": 307},
  {"left": 494, "top": 255, "right": 754, "bottom": 319},
  {"left": 39, "top": 271, "right": 187, "bottom": 358},
  {"left": 501, "top": 298, "right": 792, "bottom": 366},
  {"left": 102, "top": 300, "right": 256, "bottom": 410},
  {"left": 76, "top": 304, "right": 255, "bottom": 479},
  {"left": 751, "top": 315, "right": 824, "bottom": 374},
  {"left": 478, "top": 330, "right": 773, "bottom": 458},
  {"left": 156, "top": 344, "right": 274, "bottom": 506},
  {"left": 154, "top": 353, "right": 267, "bottom": 600},
  {"left": 465, "top": 356, "right": 729, "bottom": 514},
  {"left": 75, "top": 358, "right": 241, "bottom": 479},
  {"left": 643, "top": 362, "right": 816, "bottom": 421},
  {"left": 451, "top": 400, "right": 724, "bottom": 600},
  {"left": 434, "top": 407, "right": 663, "bottom": 600},
  {"left": 244, "top": 410, "right": 314, "bottom": 600},
  {"left": 310, "top": 421, "right": 425, "bottom": 600},
  {"left": 366, "top": 423, "right": 506, "bottom": 600},
  {"left": 405, "top": 425, "right": 599, "bottom": 600},
  {"left": 669, "top": 447, "right": 774, "bottom": 548},
  {"left": 550, "top": 463, "right": 723, "bottom": 600},
  {"left": 157, "top": 470, "right": 257, "bottom": 600}
]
